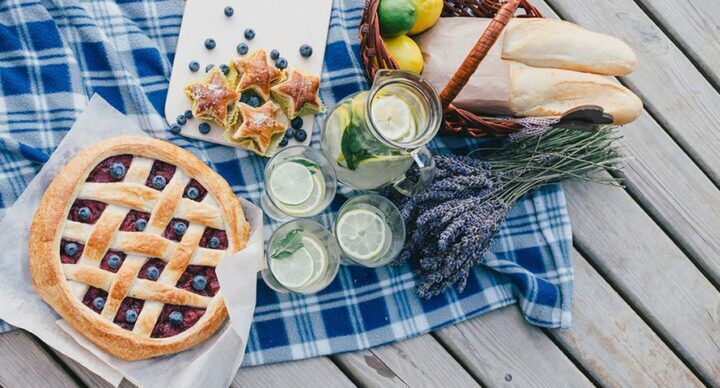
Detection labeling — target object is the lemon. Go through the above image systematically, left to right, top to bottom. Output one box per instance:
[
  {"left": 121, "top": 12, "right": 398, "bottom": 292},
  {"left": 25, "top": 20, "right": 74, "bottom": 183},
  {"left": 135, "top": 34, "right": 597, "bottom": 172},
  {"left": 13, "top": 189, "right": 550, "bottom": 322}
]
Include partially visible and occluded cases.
[
  {"left": 377, "top": 0, "right": 417, "bottom": 38},
  {"left": 408, "top": 0, "right": 443, "bottom": 35},
  {"left": 383, "top": 35, "right": 424, "bottom": 74},
  {"left": 371, "top": 95, "right": 415, "bottom": 140},
  {"left": 268, "top": 162, "right": 313, "bottom": 205},
  {"left": 278, "top": 173, "right": 325, "bottom": 216},
  {"left": 336, "top": 209, "right": 389, "bottom": 261},
  {"left": 303, "top": 236, "right": 328, "bottom": 285},
  {"left": 270, "top": 246, "right": 314, "bottom": 289}
]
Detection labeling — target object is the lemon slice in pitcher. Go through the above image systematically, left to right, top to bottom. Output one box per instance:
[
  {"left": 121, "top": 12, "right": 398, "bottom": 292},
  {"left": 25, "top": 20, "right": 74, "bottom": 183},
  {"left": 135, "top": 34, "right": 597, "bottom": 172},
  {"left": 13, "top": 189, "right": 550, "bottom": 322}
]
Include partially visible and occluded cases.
[
  {"left": 371, "top": 95, "right": 415, "bottom": 141},
  {"left": 268, "top": 162, "right": 314, "bottom": 205},
  {"left": 336, "top": 209, "right": 388, "bottom": 261}
]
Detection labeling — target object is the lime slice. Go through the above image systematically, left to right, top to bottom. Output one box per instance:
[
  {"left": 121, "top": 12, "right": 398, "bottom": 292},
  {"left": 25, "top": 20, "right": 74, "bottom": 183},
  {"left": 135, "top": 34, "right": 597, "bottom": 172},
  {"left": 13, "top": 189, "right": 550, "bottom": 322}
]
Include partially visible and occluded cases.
[
  {"left": 371, "top": 95, "right": 415, "bottom": 141},
  {"left": 269, "top": 162, "right": 314, "bottom": 205},
  {"left": 280, "top": 174, "right": 325, "bottom": 216},
  {"left": 336, "top": 209, "right": 388, "bottom": 261},
  {"left": 303, "top": 236, "right": 328, "bottom": 285},
  {"left": 270, "top": 247, "right": 314, "bottom": 289}
]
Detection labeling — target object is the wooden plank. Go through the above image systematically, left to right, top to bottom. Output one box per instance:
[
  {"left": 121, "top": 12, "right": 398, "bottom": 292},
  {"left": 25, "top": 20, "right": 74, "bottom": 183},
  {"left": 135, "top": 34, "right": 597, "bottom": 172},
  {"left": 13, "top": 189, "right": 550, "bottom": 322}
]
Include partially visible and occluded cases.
[
  {"left": 549, "top": 248, "right": 702, "bottom": 386},
  {"left": 434, "top": 308, "right": 592, "bottom": 387},
  {"left": 0, "top": 330, "right": 80, "bottom": 387},
  {"left": 334, "top": 334, "right": 478, "bottom": 387},
  {"left": 54, "top": 351, "right": 135, "bottom": 388},
  {"left": 232, "top": 357, "right": 354, "bottom": 388}
]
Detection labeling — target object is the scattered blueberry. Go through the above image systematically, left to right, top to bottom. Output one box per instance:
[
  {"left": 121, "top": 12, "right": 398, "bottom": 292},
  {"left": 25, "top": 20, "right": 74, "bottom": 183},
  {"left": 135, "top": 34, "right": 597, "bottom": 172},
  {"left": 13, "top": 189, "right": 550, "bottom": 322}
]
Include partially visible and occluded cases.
[
  {"left": 224, "top": 5, "right": 234, "bottom": 16},
  {"left": 244, "top": 28, "right": 255, "bottom": 40},
  {"left": 204, "top": 38, "right": 216, "bottom": 50},
  {"left": 236, "top": 43, "right": 249, "bottom": 55},
  {"left": 299, "top": 44, "right": 313, "bottom": 57},
  {"left": 270, "top": 49, "right": 280, "bottom": 60},
  {"left": 275, "top": 57, "right": 288, "bottom": 70},
  {"left": 188, "top": 60, "right": 200, "bottom": 72},
  {"left": 205, "top": 64, "right": 215, "bottom": 73},
  {"left": 219, "top": 64, "right": 230, "bottom": 75},
  {"left": 239, "top": 93, "right": 251, "bottom": 104},
  {"left": 248, "top": 96, "right": 261, "bottom": 108},
  {"left": 184, "top": 110, "right": 193, "bottom": 119},
  {"left": 176, "top": 114, "right": 187, "bottom": 125},
  {"left": 290, "top": 117, "right": 303, "bottom": 129},
  {"left": 199, "top": 122, "right": 211, "bottom": 134},
  {"left": 169, "top": 123, "right": 181, "bottom": 134},
  {"left": 285, "top": 128, "right": 296, "bottom": 139},
  {"left": 294, "top": 129, "right": 307, "bottom": 142},
  {"left": 279, "top": 137, "right": 289, "bottom": 147},
  {"left": 109, "top": 163, "right": 126, "bottom": 179},
  {"left": 152, "top": 175, "right": 167, "bottom": 190},
  {"left": 186, "top": 186, "right": 200, "bottom": 199},
  {"left": 77, "top": 207, "right": 92, "bottom": 222},
  {"left": 135, "top": 218, "right": 147, "bottom": 232},
  {"left": 173, "top": 222, "right": 187, "bottom": 236},
  {"left": 208, "top": 236, "right": 220, "bottom": 249},
  {"left": 64, "top": 242, "right": 78, "bottom": 257},
  {"left": 107, "top": 254, "right": 121, "bottom": 269},
  {"left": 146, "top": 266, "right": 160, "bottom": 280},
  {"left": 192, "top": 275, "right": 207, "bottom": 291},
  {"left": 93, "top": 297, "right": 105, "bottom": 310},
  {"left": 125, "top": 309, "right": 138, "bottom": 323},
  {"left": 169, "top": 311, "right": 183, "bottom": 326}
]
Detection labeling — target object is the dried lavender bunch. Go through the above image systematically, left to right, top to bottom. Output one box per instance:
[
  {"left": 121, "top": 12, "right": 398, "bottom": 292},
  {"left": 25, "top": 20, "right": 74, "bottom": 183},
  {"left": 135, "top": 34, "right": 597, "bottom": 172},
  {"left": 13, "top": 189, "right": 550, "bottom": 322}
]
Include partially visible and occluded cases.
[{"left": 386, "top": 126, "right": 624, "bottom": 299}]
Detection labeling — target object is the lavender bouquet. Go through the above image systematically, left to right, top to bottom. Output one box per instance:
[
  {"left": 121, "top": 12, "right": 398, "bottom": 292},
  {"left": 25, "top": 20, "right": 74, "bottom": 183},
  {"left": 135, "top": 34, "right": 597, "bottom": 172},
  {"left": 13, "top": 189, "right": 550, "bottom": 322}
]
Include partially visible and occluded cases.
[{"left": 384, "top": 126, "right": 623, "bottom": 298}]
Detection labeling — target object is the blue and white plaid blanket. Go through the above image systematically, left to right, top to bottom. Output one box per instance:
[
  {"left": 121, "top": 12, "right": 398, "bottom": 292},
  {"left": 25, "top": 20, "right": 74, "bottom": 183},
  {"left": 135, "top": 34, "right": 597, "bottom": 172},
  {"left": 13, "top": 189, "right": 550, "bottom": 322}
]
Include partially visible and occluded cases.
[{"left": 0, "top": 0, "right": 573, "bottom": 364}]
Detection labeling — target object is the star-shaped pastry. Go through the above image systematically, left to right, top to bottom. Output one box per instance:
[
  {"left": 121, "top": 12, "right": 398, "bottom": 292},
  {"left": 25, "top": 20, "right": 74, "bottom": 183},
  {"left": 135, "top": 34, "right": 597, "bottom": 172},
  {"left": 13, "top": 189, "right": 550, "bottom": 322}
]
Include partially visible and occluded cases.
[
  {"left": 231, "top": 50, "right": 283, "bottom": 101},
  {"left": 184, "top": 69, "right": 239, "bottom": 127},
  {"left": 270, "top": 69, "right": 323, "bottom": 119},
  {"left": 231, "top": 101, "right": 286, "bottom": 154}
]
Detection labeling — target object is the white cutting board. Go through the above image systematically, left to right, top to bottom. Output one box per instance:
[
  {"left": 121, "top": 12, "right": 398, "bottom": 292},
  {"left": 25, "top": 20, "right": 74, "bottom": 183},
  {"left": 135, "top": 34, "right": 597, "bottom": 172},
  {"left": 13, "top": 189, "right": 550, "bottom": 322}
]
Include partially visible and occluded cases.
[{"left": 165, "top": 0, "right": 333, "bottom": 152}]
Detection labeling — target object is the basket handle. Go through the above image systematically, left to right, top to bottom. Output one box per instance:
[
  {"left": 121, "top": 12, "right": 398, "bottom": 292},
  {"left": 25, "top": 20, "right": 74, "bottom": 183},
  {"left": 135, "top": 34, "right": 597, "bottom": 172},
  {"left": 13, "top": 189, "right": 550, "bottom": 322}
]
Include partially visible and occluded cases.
[{"left": 438, "top": 0, "right": 521, "bottom": 111}]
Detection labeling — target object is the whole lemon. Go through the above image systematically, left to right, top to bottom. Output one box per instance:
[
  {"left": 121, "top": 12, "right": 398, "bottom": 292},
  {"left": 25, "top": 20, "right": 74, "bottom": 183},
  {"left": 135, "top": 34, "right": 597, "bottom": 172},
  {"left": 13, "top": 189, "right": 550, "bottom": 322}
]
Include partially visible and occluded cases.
[
  {"left": 378, "top": 0, "right": 417, "bottom": 38},
  {"left": 408, "top": 0, "right": 443, "bottom": 35},
  {"left": 383, "top": 35, "right": 424, "bottom": 73}
]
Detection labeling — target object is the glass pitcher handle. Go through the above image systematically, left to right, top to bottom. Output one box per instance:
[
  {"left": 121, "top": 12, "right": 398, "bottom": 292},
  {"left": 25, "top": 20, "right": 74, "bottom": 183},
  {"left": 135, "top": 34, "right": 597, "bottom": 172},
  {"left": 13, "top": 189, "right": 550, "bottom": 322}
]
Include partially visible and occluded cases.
[{"left": 393, "top": 147, "right": 435, "bottom": 197}]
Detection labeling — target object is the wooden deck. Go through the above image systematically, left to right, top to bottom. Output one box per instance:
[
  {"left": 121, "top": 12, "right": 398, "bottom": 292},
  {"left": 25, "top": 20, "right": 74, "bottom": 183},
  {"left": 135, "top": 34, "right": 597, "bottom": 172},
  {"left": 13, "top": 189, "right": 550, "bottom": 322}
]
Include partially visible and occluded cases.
[{"left": 2, "top": 0, "right": 719, "bottom": 386}]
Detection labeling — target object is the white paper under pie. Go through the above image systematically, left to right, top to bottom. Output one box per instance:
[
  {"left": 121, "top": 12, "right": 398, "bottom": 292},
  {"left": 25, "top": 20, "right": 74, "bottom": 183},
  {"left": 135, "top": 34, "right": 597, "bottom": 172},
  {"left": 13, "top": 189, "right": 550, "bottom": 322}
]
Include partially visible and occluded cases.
[
  {"left": 165, "top": 0, "right": 334, "bottom": 153},
  {"left": 0, "top": 95, "right": 263, "bottom": 388}
]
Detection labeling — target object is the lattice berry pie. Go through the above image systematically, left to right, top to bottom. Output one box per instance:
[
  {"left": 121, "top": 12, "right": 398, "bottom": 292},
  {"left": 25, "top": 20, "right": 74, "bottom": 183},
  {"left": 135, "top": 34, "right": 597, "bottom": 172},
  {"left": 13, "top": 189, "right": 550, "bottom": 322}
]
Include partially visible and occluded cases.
[{"left": 29, "top": 136, "right": 250, "bottom": 360}]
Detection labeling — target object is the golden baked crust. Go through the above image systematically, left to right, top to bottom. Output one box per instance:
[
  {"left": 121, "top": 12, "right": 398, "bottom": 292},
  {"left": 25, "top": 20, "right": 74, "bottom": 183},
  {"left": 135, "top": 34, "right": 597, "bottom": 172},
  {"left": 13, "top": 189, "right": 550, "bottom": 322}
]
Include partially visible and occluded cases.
[{"left": 29, "top": 136, "right": 250, "bottom": 360}]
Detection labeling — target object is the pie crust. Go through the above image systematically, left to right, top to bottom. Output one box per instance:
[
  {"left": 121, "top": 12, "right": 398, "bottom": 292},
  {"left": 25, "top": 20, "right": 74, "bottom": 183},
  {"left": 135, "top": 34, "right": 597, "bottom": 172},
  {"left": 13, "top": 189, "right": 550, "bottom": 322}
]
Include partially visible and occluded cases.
[{"left": 29, "top": 136, "right": 250, "bottom": 360}]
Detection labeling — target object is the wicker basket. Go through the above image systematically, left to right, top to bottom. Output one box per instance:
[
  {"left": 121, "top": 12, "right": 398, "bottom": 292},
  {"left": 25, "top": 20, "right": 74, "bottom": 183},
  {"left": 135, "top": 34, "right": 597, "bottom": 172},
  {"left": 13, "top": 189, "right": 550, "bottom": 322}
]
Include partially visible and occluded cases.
[{"left": 359, "top": 0, "right": 543, "bottom": 138}]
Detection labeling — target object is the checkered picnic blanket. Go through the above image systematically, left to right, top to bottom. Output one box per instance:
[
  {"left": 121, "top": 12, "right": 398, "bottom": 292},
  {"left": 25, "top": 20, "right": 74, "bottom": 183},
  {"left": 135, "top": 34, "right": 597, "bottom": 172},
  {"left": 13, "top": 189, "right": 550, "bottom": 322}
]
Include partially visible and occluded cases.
[{"left": 0, "top": 0, "right": 573, "bottom": 363}]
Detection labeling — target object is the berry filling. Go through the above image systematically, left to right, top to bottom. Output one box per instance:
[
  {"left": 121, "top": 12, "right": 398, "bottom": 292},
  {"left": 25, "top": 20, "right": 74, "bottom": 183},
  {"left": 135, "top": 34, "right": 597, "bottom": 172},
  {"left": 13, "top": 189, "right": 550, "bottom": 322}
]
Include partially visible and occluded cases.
[
  {"left": 86, "top": 155, "right": 133, "bottom": 183},
  {"left": 145, "top": 160, "right": 176, "bottom": 190},
  {"left": 183, "top": 179, "right": 208, "bottom": 202},
  {"left": 68, "top": 199, "right": 107, "bottom": 224},
  {"left": 119, "top": 210, "right": 151, "bottom": 232},
  {"left": 162, "top": 218, "right": 189, "bottom": 241},
  {"left": 199, "top": 227, "right": 228, "bottom": 250},
  {"left": 60, "top": 239, "right": 84, "bottom": 264},
  {"left": 99, "top": 250, "right": 127, "bottom": 273},
  {"left": 137, "top": 258, "right": 167, "bottom": 280},
  {"left": 175, "top": 265, "right": 219, "bottom": 297},
  {"left": 81, "top": 287, "right": 108, "bottom": 314},
  {"left": 113, "top": 297, "right": 145, "bottom": 330},
  {"left": 151, "top": 305, "right": 206, "bottom": 338}
]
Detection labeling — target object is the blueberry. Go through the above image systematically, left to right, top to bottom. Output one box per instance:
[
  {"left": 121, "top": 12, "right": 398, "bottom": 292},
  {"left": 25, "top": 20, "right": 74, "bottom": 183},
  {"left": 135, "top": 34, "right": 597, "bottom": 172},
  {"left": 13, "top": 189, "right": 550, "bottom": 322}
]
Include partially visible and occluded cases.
[
  {"left": 224, "top": 5, "right": 234, "bottom": 16},
  {"left": 244, "top": 28, "right": 255, "bottom": 40},
  {"left": 204, "top": 38, "right": 216, "bottom": 50},
  {"left": 236, "top": 43, "right": 249, "bottom": 55},
  {"left": 299, "top": 44, "right": 313, "bottom": 57},
  {"left": 270, "top": 49, "right": 280, "bottom": 60},
  {"left": 275, "top": 58, "right": 287, "bottom": 70},
  {"left": 188, "top": 60, "right": 200, "bottom": 72},
  {"left": 205, "top": 64, "right": 215, "bottom": 72},
  {"left": 219, "top": 64, "right": 230, "bottom": 75},
  {"left": 239, "top": 93, "right": 251, "bottom": 104},
  {"left": 248, "top": 96, "right": 261, "bottom": 108},
  {"left": 184, "top": 110, "right": 193, "bottom": 119},
  {"left": 176, "top": 114, "right": 187, "bottom": 125},
  {"left": 290, "top": 117, "right": 303, "bottom": 129},
  {"left": 199, "top": 122, "right": 211, "bottom": 134},
  {"left": 169, "top": 123, "right": 181, "bottom": 134},
  {"left": 284, "top": 128, "right": 296, "bottom": 139},
  {"left": 294, "top": 129, "right": 307, "bottom": 142},
  {"left": 279, "top": 137, "right": 289, "bottom": 147},
  {"left": 109, "top": 163, "right": 126, "bottom": 179},
  {"left": 152, "top": 175, "right": 167, "bottom": 190},
  {"left": 186, "top": 186, "right": 200, "bottom": 199},
  {"left": 77, "top": 207, "right": 92, "bottom": 222},
  {"left": 134, "top": 218, "right": 147, "bottom": 232},
  {"left": 173, "top": 222, "right": 187, "bottom": 236},
  {"left": 208, "top": 236, "right": 220, "bottom": 249},
  {"left": 63, "top": 242, "right": 78, "bottom": 257},
  {"left": 107, "top": 254, "right": 121, "bottom": 269},
  {"left": 146, "top": 266, "right": 160, "bottom": 280},
  {"left": 192, "top": 275, "right": 207, "bottom": 291},
  {"left": 93, "top": 297, "right": 105, "bottom": 310},
  {"left": 125, "top": 309, "right": 138, "bottom": 323},
  {"left": 169, "top": 311, "right": 183, "bottom": 326}
]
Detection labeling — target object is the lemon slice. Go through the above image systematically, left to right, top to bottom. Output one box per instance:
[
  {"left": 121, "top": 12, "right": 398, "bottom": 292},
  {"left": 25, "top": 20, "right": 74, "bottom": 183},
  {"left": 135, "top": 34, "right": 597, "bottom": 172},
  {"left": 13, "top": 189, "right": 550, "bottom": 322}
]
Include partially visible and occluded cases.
[
  {"left": 371, "top": 95, "right": 415, "bottom": 141},
  {"left": 269, "top": 162, "right": 314, "bottom": 205},
  {"left": 280, "top": 174, "right": 325, "bottom": 216},
  {"left": 336, "top": 209, "right": 388, "bottom": 261},
  {"left": 303, "top": 236, "right": 328, "bottom": 285},
  {"left": 270, "top": 247, "right": 314, "bottom": 289}
]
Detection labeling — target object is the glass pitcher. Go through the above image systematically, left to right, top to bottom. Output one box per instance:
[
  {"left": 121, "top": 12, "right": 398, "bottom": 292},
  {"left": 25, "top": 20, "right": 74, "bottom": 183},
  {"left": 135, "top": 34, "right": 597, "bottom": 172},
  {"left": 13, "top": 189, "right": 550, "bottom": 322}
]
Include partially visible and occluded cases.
[{"left": 320, "top": 69, "right": 442, "bottom": 196}]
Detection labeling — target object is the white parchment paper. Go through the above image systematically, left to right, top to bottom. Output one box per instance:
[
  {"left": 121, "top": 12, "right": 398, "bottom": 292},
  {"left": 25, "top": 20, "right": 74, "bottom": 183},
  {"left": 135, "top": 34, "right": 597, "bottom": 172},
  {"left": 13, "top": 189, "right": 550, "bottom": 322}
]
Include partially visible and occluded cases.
[{"left": 0, "top": 95, "right": 262, "bottom": 387}]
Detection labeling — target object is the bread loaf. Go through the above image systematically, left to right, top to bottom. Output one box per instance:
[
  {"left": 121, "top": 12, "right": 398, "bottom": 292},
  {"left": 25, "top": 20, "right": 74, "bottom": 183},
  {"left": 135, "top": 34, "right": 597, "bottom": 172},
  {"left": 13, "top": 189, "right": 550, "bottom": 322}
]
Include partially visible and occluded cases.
[
  {"left": 502, "top": 19, "right": 637, "bottom": 76},
  {"left": 509, "top": 62, "right": 642, "bottom": 124}
]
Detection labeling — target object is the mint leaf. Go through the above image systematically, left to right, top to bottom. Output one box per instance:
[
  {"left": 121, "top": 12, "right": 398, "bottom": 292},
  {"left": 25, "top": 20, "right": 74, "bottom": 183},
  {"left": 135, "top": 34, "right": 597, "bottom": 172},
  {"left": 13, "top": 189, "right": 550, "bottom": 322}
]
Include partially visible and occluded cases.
[
  {"left": 292, "top": 159, "right": 319, "bottom": 175},
  {"left": 271, "top": 227, "right": 304, "bottom": 260}
]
